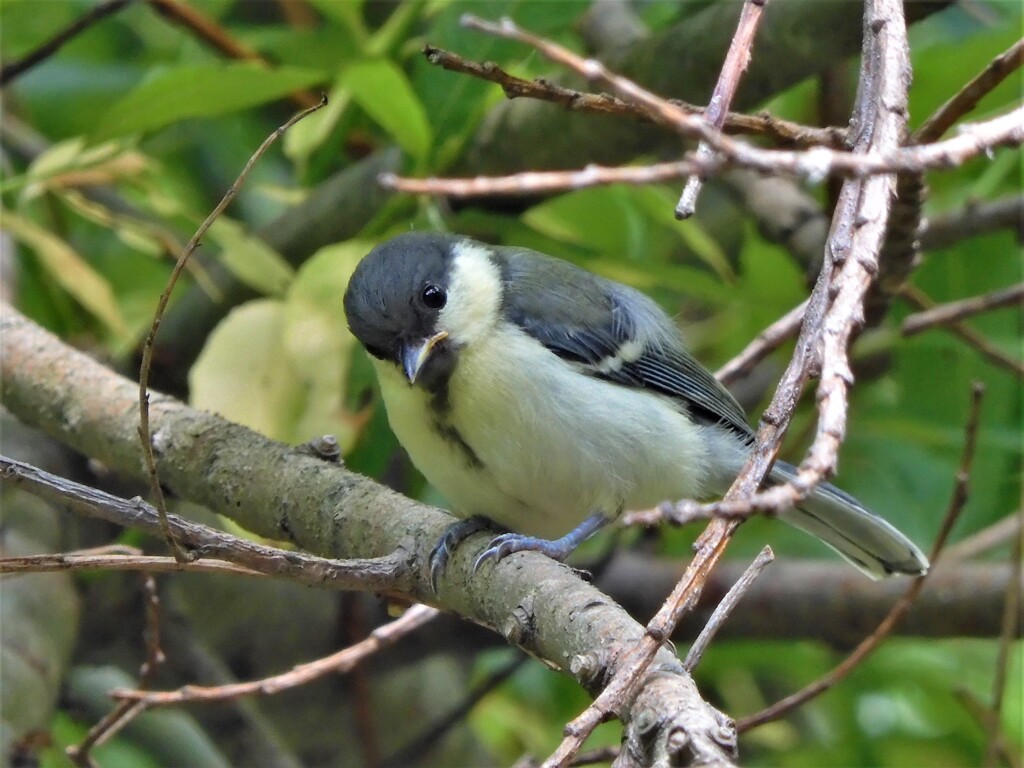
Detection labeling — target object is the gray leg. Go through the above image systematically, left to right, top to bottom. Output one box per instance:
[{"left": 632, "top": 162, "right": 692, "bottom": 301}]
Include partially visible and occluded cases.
[{"left": 473, "top": 513, "right": 611, "bottom": 572}]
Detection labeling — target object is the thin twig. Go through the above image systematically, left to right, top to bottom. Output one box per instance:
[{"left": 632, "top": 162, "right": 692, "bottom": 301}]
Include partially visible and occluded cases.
[
  {"left": 0, "top": 0, "right": 136, "bottom": 86},
  {"left": 676, "top": 0, "right": 772, "bottom": 219},
  {"left": 458, "top": 14, "right": 713, "bottom": 137},
  {"left": 390, "top": 16, "right": 1021, "bottom": 197},
  {"left": 914, "top": 38, "right": 1024, "bottom": 143},
  {"left": 422, "top": 45, "right": 844, "bottom": 148},
  {"left": 136, "top": 95, "right": 327, "bottom": 562},
  {"left": 382, "top": 105, "right": 1022, "bottom": 196},
  {"left": 902, "top": 283, "right": 1024, "bottom": 335},
  {"left": 900, "top": 284, "right": 1024, "bottom": 378},
  {"left": 715, "top": 300, "right": 807, "bottom": 387},
  {"left": 737, "top": 382, "right": 986, "bottom": 732},
  {"left": 0, "top": 455, "right": 410, "bottom": 592},
  {"left": 983, "top": 505, "right": 1023, "bottom": 766},
  {"left": 944, "top": 513, "right": 1022, "bottom": 563},
  {"left": 683, "top": 546, "right": 774, "bottom": 671},
  {"left": 1, "top": 551, "right": 262, "bottom": 578},
  {"left": 68, "top": 571, "right": 165, "bottom": 764},
  {"left": 112, "top": 603, "right": 439, "bottom": 706},
  {"left": 956, "top": 688, "right": 1023, "bottom": 768}
]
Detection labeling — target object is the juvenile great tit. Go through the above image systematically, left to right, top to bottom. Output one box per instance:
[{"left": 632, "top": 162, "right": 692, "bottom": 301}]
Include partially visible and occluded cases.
[{"left": 343, "top": 232, "right": 929, "bottom": 586}]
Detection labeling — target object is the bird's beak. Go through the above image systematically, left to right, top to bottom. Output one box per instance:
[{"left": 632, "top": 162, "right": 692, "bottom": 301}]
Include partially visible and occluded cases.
[{"left": 401, "top": 331, "right": 449, "bottom": 384}]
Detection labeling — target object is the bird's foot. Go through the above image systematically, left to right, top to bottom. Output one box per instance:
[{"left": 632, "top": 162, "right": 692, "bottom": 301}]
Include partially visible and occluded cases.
[
  {"left": 473, "top": 513, "right": 611, "bottom": 572},
  {"left": 429, "top": 515, "right": 500, "bottom": 592}
]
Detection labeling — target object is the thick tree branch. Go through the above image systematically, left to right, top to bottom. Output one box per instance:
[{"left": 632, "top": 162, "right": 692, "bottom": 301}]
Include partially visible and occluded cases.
[
  {"left": 0, "top": 304, "right": 726, "bottom": 764},
  {"left": 600, "top": 554, "right": 1019, "bottom": 644}
]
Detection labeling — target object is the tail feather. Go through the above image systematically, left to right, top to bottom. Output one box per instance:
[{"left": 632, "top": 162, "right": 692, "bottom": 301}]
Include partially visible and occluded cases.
[{"left": 772, "top": 461, "right": 929, "bottom": 580}]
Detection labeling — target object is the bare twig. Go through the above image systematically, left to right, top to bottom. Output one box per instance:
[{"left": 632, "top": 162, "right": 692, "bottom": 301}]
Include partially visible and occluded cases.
[
  {"left": 0, "top": 0, "right": 136, "bottom": 86},
  {"left": 676, "top": 0, "right": 772, "bottom": 219},
  {"left": 458, "top": 14, "right": 712, "bottom": 137},
  {"left": 388, "top": 15, "right": 1021, "bottom": 198},
  {"left": 914, "top": 38, "right": 1024, "bottom": 143},
  {"left": 422, "top": 45, "right": 844, "bottom": 148},
  {"left": 136, "top": 96, "right": 327, "bottom": 562},
  {"left": 383, "top": 105, "right": 1021, "bottom": 196},
  {"left": 902, "top": 283, "right": 1024, "bottom": 335},
  {"left": 900, "top": 284, "right": 1024, "bottom": 378},
  {"left": 715, "top": 300, "right": 807, "bottom": 387},
  {"left": 737, "top": 382, "right": 985, "bottom": 732},
  {"left": 0, "top": 455, "right": 411, "bottom": 592},
  {"left": 983, "top": 506, "right": 1023, "bottom": 766},
  {"left": 944, "top": 513, "right": 1022, "bottom": 563},
  {"left": 683, "top": 546, "right": 774, "bottom": 671},
  {"left": 0, "top": 551, "right": 261, "bottom": 578},
  {"left": 68, "top": 571, "right": 165, "bottom": 764},
  {"left": 112, "top": 603, "right": 438, "bottom": 706},
  {"left": 956, "top": 688, "right": 1023, "bottom": 768}
]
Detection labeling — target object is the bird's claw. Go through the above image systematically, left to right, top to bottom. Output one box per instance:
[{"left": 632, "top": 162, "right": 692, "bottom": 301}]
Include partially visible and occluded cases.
[
  {"left": 429, "top": 515, "right": 495, "bottom": 592},
  {"left": 472, "top": 532, "right": 577, "bottom": 573},
  {"left": 472, "top": 533, "right": 527, "bottom": 572}
]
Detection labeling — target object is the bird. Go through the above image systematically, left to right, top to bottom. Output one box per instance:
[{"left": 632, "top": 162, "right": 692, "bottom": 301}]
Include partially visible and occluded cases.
[{"left": 343, "top": 231, "right": 929, "bottom": 588}]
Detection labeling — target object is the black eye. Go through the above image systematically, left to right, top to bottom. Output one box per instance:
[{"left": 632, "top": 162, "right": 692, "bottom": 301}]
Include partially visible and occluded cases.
[{"left": 421, "top": 284, "right": 446, "bottom": 309}]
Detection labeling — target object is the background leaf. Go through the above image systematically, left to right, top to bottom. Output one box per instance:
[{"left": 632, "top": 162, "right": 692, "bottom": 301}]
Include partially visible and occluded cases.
[
  {"left": 343, "top": 59, "right": 432, "bottom": 161},
  {"left": 94, "top": 63, "right": 326, "bottom": 140}
]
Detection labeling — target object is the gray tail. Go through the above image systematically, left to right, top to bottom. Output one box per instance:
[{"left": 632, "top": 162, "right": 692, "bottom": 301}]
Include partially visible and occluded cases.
[{"left": 772, "top": 461, "right": 929, "bottom": 579}]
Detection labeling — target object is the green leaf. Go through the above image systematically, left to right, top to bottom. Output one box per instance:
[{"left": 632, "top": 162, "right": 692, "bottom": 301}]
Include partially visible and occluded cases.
[
  {"left": 304, "top": 0, "right": 368, "bottom": 45},
  {"left": 364, "top": 0, "right": 428, "bottom": 57},
  {"left": 343, "top": 59, "right": 432, "bottom": 160},
  {"left": 94, "top": 63, "right": 326, "bottom": 140},
  {"left": 283, "top": 76, "right": 353, "bottom": 165},
  {"left": 3, "top": 210, "right": 126, "bottom": 335},
  {"left": 207, "top": 218, "right": 295, "bottom": 297},
  {"left": 281, "top": 240, "right": 369, "bottom": 449},
  {"left": 190, "top": 242, "right": 367, "bottom": 447},
  {"left": 189, "top": 300, "right": 304, "bottom": 442}
]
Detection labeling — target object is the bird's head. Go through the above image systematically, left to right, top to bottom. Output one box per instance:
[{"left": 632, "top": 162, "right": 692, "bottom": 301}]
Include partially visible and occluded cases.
[{"left": 343, "top": 232, "right": 502, "bottom": 389}]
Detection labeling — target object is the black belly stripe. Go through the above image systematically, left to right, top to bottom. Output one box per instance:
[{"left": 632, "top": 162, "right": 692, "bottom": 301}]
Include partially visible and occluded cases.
[
  {"left": 423, "top": 370, "right": 484, "bottom": 470},
  {"left": 433, "top": 420, "right": 484, "bottom": 469}
]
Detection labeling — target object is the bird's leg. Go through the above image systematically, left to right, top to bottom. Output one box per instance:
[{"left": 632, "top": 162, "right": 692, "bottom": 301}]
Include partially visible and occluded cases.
[
  {"left": 473, "top": 513, "right": 611, "bottom": 572},
  {"left": 430, "top": 515, "right": 502, "bottom": 591}
]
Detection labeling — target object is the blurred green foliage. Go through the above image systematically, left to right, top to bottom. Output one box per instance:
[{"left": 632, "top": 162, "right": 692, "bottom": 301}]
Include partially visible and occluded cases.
[{"left": 2, "top": 0, "right": 1020, "bottom": 766}]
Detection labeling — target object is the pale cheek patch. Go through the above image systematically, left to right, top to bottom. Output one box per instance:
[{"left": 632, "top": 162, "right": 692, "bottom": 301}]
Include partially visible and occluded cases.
[{"left": 438, "top": 241, "right": 502, "bottom": 346}]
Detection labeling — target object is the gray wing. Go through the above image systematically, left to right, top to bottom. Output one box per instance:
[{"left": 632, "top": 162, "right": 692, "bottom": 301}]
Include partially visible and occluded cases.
[{"left": 495, "top": 247, "right": 754, "bottom": 440}]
